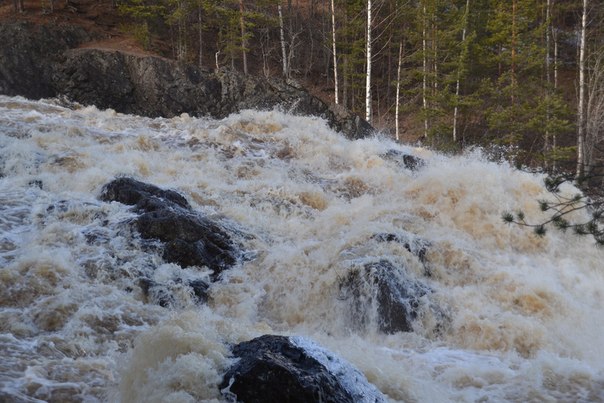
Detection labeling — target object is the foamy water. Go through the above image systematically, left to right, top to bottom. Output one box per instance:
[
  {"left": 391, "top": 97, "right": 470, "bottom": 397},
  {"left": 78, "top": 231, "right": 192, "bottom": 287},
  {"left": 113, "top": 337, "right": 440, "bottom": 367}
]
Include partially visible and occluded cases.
[{"left": 1, "top": 95, "right": 603, "bottom": 402}]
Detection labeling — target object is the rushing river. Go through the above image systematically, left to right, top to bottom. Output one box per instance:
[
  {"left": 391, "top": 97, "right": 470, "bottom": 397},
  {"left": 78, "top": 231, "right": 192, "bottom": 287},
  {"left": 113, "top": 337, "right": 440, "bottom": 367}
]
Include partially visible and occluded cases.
[{"left": 0, "top": 95, "right": 603, "bottom": 402}]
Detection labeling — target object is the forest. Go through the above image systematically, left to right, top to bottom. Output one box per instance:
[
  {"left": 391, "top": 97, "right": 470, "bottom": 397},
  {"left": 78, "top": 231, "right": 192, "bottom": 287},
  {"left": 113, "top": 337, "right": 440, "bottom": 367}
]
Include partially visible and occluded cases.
[{"left": 8, "top": 0, "right": 604, "bottom": 182}]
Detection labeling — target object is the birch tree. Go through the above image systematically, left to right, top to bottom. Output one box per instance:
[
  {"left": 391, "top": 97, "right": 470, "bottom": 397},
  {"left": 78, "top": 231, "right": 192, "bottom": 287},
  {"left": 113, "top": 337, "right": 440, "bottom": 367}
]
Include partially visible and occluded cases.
[
  {"left": 239, "top": 0, "right": 248, "bottom": 75},
  {"left": 331, "top": 0, "right": 339, "bottom": 104},
  {"left": 365, "top": 0, "right": 373, "bottom": 123},
  {"left": 421, "top": 0, "right": 428, "bottom": 138},
  {"left": 452, "top": 0, "right": 470, "bottom": 143},
  {"left": 576, "top": 0, "right": 588, "bottom": 178},
  {"left": 198, "top": 1, "right": 204, "bottom": 67},
  {"left": 278, "top": 4, "right": 288, "bottom": 77},
  {"left": 395, "top": 40, "right": 403, "bottom": 141}
]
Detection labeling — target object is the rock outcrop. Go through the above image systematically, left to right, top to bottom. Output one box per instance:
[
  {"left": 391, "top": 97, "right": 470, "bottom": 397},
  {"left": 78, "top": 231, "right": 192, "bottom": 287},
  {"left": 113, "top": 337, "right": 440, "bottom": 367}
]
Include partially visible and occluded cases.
[
  {"left": 0, "top": 22, "right": 373, "bottom": 140},
  {"left": 0, "top": 23, "right": 95, "bottom": 99},
  {"left": 100, "top": 177, "right": 238, "bottom": 280},
  {"left": 98, "top": 178, "right": 241, "bottom": 307},
  {"left": 339, "top": 256, "right": 448, "bottom": 335},
  {"left": 339, "top": 260, "right": 430, "bottom": 333},
  {"left": 220, "top": 335, "right": 386, "bottom": 403}
]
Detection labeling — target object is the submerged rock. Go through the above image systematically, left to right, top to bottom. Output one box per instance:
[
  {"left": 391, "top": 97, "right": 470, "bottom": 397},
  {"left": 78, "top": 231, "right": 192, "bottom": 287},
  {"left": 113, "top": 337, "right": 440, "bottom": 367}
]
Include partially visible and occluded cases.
[
  {"left": 381, "top": 149, "right": 425, "bottom": 171},
  {"left": 100, "top": 177, "right": 238, "bottom": 280},
  {"left": 371, "top": 232, "right": 430, "bottom": 265},
  {"left": 340, "top": 259, "right": 434, "bottom": 334},
  {"left": 139, "top": 277, "right": 210, "bottom": 307},
  {"left": 220, "top": 335, "right": 386, "bottom": 403}
]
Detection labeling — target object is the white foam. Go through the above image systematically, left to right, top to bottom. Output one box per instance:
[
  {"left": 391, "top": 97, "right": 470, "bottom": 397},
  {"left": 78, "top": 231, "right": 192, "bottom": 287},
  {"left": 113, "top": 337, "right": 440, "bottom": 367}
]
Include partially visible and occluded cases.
[
  {"left": 1, "top": 95, "right": 604, "bottom": 402},
  {"left": 291, "top": 336, "right": 386, "bottom": 402}
]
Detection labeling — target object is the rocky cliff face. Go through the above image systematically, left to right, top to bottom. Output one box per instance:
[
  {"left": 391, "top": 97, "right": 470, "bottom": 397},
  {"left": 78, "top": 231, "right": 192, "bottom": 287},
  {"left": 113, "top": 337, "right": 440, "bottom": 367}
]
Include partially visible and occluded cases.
[
  {"left": 0, "top": 22, "right": 373, "bottom": 139},
  {"left": 0, "top": 23, "right": 95, "bottom": 99}
]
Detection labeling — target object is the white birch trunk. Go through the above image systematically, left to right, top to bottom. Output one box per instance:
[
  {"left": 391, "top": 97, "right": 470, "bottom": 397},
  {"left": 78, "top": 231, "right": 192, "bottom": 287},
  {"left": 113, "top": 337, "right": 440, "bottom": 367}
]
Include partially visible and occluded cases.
[
  {"left": 240, "top": 0, "right": 248, "bottom": 75},
  {"left": 331, "top": 0, "right": 339, "bottom": 104},
  {"left": 365, "top": 0, "right": 372, "bottom": 123},
  {"left": 453, "top": 0, "right": 470, "bottom": 143},
  {"left": 576, "top": 0, "right": 588, "bottom": 178},
  {"left": 279, "top": 5, "right": 288, "bottom": 78},
  {"left": 553, "top": 15, "right": 559, "bottom": 170},
  {"left": 395, "top": 41, "right": 403, "bottom": 141}
]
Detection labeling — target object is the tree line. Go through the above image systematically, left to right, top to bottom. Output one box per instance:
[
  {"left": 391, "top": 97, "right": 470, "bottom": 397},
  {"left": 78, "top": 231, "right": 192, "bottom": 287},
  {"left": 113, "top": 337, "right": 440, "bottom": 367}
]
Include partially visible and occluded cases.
[{"left": 12, "top": 0, "right": 604, "bottom": 181}]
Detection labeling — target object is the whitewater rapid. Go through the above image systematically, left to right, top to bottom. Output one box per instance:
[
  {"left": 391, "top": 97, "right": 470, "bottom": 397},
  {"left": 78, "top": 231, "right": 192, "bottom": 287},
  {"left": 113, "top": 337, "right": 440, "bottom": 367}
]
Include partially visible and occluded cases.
[{"left": 0, "top": 95, "right": 603, "bottom": 402}]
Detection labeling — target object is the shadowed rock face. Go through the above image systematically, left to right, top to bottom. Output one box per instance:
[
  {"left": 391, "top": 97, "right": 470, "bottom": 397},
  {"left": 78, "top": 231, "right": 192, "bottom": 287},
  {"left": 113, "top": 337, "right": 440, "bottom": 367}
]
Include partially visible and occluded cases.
[
  {"left": 0, "top": 22, "right": 373, "bottom": 140},
  {"left": 0, "top": 23, "right": 95, "bottom": 99},
  {"left": 100, "top": 177, "right": 238, "bottom": 282},
  {"left": 340, "top": 260, "right": 433, "bottom": 334},
  {"left": 220, "top": 335, "right": 386, "bottom": 403}
]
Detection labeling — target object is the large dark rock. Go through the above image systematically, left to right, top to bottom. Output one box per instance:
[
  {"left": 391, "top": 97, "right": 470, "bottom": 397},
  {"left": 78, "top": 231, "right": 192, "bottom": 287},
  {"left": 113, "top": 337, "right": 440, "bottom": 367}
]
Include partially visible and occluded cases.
[
  {"left": 0, "top": 23, "right": 373, "bottom": 140},
  {"left": 100, "top": 177, "right": 237, "bottom": 279},
  {"left": 100, "top": 177, "right": 190, "bottom": 209},
  {"left": 135, "top": 209, "right": 236, "bottom": 276},
  {"left": 340, "top": 259, "right": 433, "bottom": 334},
  {"left": 220, "top": 335, "right": 385, "bottom": 403}
]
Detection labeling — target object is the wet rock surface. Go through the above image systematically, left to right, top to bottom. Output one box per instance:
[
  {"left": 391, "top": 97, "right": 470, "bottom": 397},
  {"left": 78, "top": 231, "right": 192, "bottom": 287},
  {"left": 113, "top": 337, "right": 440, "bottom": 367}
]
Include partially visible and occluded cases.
[
  {"left": 0, "top": 22, "right": 95, "bottom": 99},
  {"left": 381, "top": 149, "right": 425, "bottom": 170},
  {"left": 100, "top": 177, "right": 238, "bottom": 281},
  {"left": 100, "top": 177, "right": 190, "bottom": 210},
  {"left": 371, "top": 232, "right": 430, "bottom": 265},
  {"left": 340, "top": 259, "right": 434, "bottom": 334},
  {"left": 139, "top": 277, "right": 209, "bottom": 307},
  {"left": 220, "top": 335, "right": 386, "bottom": 403}
]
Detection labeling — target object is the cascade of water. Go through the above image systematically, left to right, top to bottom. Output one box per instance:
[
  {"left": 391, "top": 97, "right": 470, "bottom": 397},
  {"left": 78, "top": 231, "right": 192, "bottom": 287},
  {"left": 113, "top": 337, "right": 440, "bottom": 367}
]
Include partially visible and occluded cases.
[{"left": 1, "top": 95, "right": 603, "bottom": 402}]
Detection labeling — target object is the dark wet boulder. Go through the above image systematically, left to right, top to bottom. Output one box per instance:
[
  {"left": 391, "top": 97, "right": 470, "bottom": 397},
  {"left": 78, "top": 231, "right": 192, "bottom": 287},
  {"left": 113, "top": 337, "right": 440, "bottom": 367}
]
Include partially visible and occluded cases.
[
  {"left": 381, "top": 149, "right": 425, "bottom": 170},
  {"left": 100, "top": 177, "right": 190, "bottom": 210},
  {"left": 100, "top": 178, "right": 238, "bottom": 279},
  {"left": 135, "top": 208, "right": 236, "bottom": 278},
  {"left": 340, "top": 260, "right": 433, "bottom": 334},
  {"left": 220, "top": 335, "right": 385, "bottom": 403}
]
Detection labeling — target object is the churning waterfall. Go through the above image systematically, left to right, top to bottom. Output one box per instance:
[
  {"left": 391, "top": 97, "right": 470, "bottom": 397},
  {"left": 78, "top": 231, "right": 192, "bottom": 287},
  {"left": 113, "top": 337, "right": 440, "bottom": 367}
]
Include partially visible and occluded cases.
[{"left": 1, "top": 95, "right": 603, "bottom": 402}]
